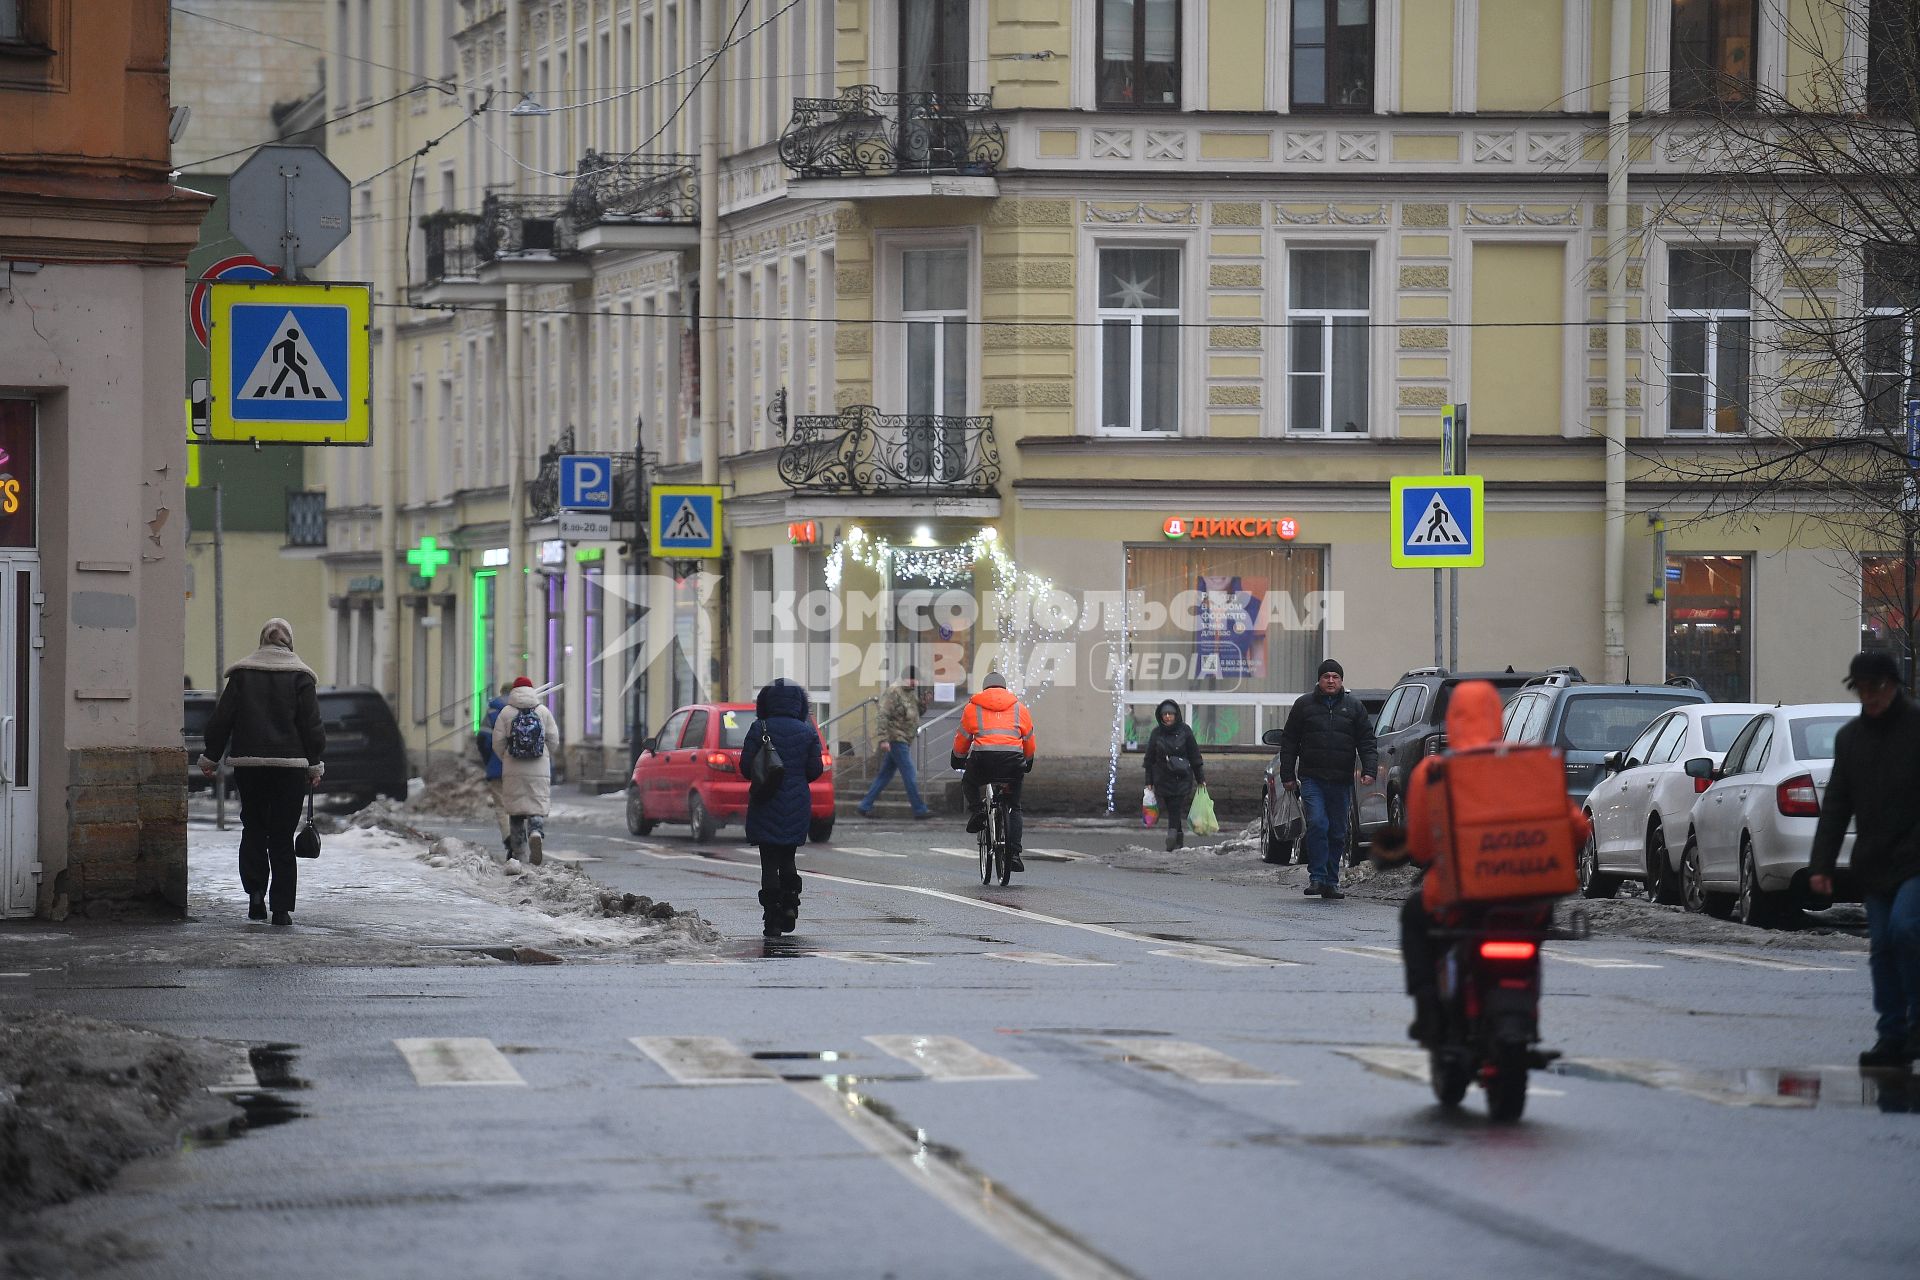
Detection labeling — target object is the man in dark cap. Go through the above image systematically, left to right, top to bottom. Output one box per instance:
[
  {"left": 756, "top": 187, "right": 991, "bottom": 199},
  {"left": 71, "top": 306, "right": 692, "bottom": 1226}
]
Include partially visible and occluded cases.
[
  {"left": 1810, "top": 650, "right": 1920, "bottom": 1069},
  {"left": 1279, "top": 658, "right": 1377, "bottom": 899}
]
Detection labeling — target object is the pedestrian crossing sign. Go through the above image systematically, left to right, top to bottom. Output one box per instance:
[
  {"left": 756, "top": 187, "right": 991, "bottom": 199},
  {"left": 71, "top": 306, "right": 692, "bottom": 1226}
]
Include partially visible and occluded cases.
[
  {"left": 206, "top": 281, "right": 372, "bottom": 445},
  {"left": 1390, "top": 475, "right": 1484, "bottom": 568},
  {"left": 650, "top": 484, "right": 723, "bottom": 558}
]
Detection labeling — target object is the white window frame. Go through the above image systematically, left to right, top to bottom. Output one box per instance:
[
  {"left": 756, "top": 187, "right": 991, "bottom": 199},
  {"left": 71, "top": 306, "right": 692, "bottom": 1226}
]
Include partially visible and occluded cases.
[
  {"left": 1072, "top": 0, "right": 1206, "bottom": 109},
  {"left": 1268, "top": 0, "right": 1400, "bottom": 113},
  {"left": 874, "top": 1, "right": 994, "bottom": 99},
  {"left": 877, "top": 230, "right": 980, "bottom": 418},
  {"left": 1090, "top": 240, "right": 1189, "bottom": 436},
  {"left": 1281, "top": 244, "right": 1375, "bottom": 437},
  {"left": 1663, "top": 245, "right": 1754, "bottom": 436},
  {"left": 900, "top": 250, "right": 971, "bottom": 420},
  {"left": 1863, "top": 305, "right": 1916, "bottom": 436}
]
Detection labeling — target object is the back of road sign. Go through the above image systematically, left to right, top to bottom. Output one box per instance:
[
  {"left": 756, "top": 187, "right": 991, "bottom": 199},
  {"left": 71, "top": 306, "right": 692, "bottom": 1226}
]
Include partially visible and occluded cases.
[{"left": 207, "top": 281, "right": 372, "bottom": 445}]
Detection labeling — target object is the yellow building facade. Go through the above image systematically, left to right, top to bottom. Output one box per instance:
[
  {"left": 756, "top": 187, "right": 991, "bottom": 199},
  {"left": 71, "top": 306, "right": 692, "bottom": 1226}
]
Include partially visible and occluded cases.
[{"left": 320, "top": 0, "right": 1898, "bottom": 790}]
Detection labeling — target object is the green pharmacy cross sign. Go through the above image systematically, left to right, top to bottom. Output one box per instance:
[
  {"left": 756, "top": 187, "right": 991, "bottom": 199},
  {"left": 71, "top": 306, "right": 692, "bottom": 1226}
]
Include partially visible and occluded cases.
[{"left": 407, "top": 535, "right": 452, "bottom": 581}]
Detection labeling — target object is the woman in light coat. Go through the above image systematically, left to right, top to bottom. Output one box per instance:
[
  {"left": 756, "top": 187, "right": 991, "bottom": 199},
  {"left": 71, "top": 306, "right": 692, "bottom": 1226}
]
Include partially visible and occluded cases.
[{"left": 489, "top": 676, "right": 559, "bottom": 865}]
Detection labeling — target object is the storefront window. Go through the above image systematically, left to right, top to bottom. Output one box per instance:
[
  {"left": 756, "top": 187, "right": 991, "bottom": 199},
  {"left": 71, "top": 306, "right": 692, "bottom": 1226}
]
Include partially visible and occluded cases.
[
  {"left": 1123, "top": 544, "right": 1326, "bottom": 745},
  {"left": 1665, "top": 553, "right": 1750, "bottom": 700},
  {"left": 1861, "top": 554, "right": 1912, "bottom": 666},
  {"left": 583, "top": 565, "right": 604, "bottom": 738},
  {"left": 544, "top": 573, "right": 565, "bottom": 735}
]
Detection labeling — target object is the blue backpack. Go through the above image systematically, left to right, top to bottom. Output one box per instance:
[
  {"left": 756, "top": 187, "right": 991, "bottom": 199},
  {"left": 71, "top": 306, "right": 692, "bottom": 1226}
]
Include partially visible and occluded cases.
[{"left": 507, "top": 708, "right": 546, "bottom": 759}]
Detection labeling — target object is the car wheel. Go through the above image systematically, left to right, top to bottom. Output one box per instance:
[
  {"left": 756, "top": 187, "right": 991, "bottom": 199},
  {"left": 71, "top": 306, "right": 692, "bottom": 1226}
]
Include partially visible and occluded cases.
[
  {"left": 626, "top": 788, "right": 655, "bottom": 837},
  {"left": 1387, "top": 790, "right": 1406, "bottom": 831},
  {"left": 1261, "top": 791, "right": 1291, "bottom": 865},
  {"left": 688, "top": 793, "right": 716, "bottom": 844},
  {"left": 1344, "top": 794, "right": 1364, "bottom": 867},
  {"left": 808, "top": 816, "right": 834, "bottom": 844},
  {"left": 1577, "top": 817, "right": 1620, "bottom": 899},
  {"left": 1644, "top": 821, "right": 1682, "bottom": 905},
  {"left": 1683, "top": 833, "right": 1734, "bottom": 919},
  {"left": 1735, "top": 840, "right": 1790, "bottom": 929}
]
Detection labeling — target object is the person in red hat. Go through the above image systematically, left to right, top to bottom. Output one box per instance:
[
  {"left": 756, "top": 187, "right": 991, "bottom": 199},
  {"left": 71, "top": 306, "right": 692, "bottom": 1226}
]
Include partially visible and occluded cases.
[{"left": 490, "top": 676, "right": 559, "bottom": 866}]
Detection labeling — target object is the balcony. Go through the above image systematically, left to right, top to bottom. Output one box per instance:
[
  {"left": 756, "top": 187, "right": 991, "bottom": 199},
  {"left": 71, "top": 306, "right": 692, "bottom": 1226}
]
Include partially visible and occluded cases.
[
  {"left": 777, "top": 86, "right": 1004, "bottom": 199},
  {"left": 569, "top": 150, "right": 699, "bottom": 252},
  {"left": 474, "top": 192, "right": 592, "bottom": 285},
  {"left": 416, "top": 211, "right": 502, "bottom": 305},
  {"left": 778, "top": 407, "right": 1000, "bottom": 497},
  {"left": 286, "top": 490, "right": 327, "bottom": 549}
]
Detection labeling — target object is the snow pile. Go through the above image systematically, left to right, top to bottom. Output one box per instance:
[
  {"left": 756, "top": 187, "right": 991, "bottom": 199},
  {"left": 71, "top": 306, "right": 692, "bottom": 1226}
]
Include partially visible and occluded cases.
[
  {"left": 403, "top": 772, "right": 495, "bottom": 819},
  {"left": 420, "top": 835, "right": 717, "bottom": 943}
]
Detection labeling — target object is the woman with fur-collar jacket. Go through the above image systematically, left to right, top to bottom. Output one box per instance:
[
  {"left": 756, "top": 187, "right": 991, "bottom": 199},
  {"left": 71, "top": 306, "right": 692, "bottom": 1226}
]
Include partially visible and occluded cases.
[{"left": 198, "top": 618, "right": 326, "bottom": 925}]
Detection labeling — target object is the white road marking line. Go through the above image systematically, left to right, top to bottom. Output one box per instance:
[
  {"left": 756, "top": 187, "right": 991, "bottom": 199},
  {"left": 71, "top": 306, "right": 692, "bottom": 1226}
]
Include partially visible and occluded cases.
[
  {"left": 833, "top": 846, "right": 910, "bottom": 859},
  {"left": 931, "top": 846, "right": 981, "bottom": 859},
  {"left": 636, "top": 848, "right": 713, "bottom": 863},
  {"left": 1023, "top": 848, "right": 1083, "bottom": 862},
  {"left": 542, "top": 850, "right": 601, "bottom": 864},
  {"left": 788, "top": 864, "right": 1294, "bottom": 967},
  {"left": 1322, "top": 945, "right": 1402, "bottom": 963},
  {"left": 1151, "top": 947, "right": 1299, "bottom": 969},
  {"left": 1663, "top": 948, "right": 1851, "bottom": 973},
  {"left": 1543, "top": 949, "right": 1662, "bottom": 970},
  {"left": 809, "top": 950, "right": 934, "bottom": 965},
  {"left": 987, "top": 951, "right": 1117, "bottom": 967},
  {"left": 663, "top": 957, "right": 748, "bottom": 965},
  {"left": 0, "top": 972, "right": 29, "bottom": 979},
  {"left": 866, "top": 1034, "right": 1035, "bottom": 1082},
  {"left": 629, "top": 1035, "right": 779, "bottom": 1085},
  {"left": 394, "top": 1037, "right": 526, "bottom": 1087},
  {"left": 1093, "top": 1038, "right": 1295, "bottom": 1085},
  {"left": 1337, "top": 1047, "right": 1565, "bottom": 1097},
  {"left": 207, "top": 1050, "right": 260, "bottom": 1095},
  {"left": 1557, "top": 1057, "right": 1810, "bottom": 1108},
  {"left": 793, "top": 1079, "right": 1136, "bottom": 1280}
]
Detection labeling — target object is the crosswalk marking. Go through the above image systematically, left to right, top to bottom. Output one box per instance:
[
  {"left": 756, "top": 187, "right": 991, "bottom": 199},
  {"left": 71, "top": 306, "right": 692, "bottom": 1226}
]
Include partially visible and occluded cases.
[
  {"left": 832, "top": 846, "right": 910, "bottom": 859},
  {"left": 930, "top": 846, "right": 981, "bottom": 859},
  {"left": 1023, "top": 847, "right": 1084, "bottom": 862},
  {"left": 542, "top": 849, "right": 601, "bottom": 865},
  {"left": 1323, "top": 945, "right": 1401, "bottom": 963},
  {"left": 1151, "top": 946, "right": 1299, "bottom": 968},
  {"left": 1663, "top": 948, "right": 1851, "bottom": 973},
  {"left": 1544, "top": 949, "right": 1662, "bottom": 970},
  {"left": 810, "top": 950, "right": 934, "bottom": 965},
  {"left": 987, "top": 951, "right": 1117, "bottom": 967},
  {"left": 663, "top": 957, "right": 748, "bottom": 965},
  {"left": 629, "top": 1035, "right": 778, "bottom": 1084},
  {"left": 866, "top": 1035, "right": 1035, "bottom": 1082},
  {"left": 394, "top": 1037, "right": 526, "bottom": 1087},
  {"left": 1094, "top": 1038, "right": 1295, "bottom": 1085},
  {"left": 1337, "top": 1047, "right": 1565, "bottom": 1097},
  {"left": 208, "top": 1050, "right": 260, "bottom": 1095},
  {"left": 1552, "top": 1058, "right": 1808, "bottom": 1108}
]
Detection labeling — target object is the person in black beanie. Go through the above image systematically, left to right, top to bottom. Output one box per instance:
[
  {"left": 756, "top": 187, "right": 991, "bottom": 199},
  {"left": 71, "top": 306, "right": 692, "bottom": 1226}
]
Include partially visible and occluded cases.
[
  {"left": 1278, "top": 658, "right": 1377, "bottom": 899},
  {"left": 1145, "top": 699, "right": 1205, "bottom": 851}
]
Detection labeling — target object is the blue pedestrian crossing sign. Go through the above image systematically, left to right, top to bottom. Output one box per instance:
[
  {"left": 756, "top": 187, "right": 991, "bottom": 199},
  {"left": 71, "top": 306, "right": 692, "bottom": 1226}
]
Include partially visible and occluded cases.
[
  {"left": 207, "top": 281, "right": 371, "bottom": 445},
  {"left": 559, "top": 454, "right": 615, "bottom": 510},
  {"left": 1390, "top": 475, "right": 1484, "bottom": 569},
  {"left": 650, "top": 484, "right": 723, "bottom": 559}
]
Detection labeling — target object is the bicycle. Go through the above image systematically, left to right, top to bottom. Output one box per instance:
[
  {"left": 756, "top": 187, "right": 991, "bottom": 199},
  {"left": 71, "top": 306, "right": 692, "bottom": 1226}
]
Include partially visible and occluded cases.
[{"left": 977, "top": 779, "right": 1015, "bottom": 886}]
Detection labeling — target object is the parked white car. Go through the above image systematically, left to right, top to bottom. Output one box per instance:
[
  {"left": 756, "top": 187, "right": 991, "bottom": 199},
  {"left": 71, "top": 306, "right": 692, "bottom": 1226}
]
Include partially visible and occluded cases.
[
  {"left": 1579, "top": 702, "right": 1769, "bottom": 902},
  {"left": 1679, "top": 703, "right": 1859, "bottom": 927}
]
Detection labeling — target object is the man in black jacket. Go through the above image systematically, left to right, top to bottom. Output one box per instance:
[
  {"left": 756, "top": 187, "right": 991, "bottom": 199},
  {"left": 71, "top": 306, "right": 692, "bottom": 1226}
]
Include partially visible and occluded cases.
[
  {"left": 1809, "top": 650, "right": 1920, "bottom": 1068},
  {"left": 1279, "top": 658, "right": 1377, "bottom": 899}
]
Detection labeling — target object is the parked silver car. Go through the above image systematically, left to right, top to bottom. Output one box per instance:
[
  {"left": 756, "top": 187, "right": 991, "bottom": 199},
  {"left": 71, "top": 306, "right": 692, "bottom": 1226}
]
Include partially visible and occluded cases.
[
  {"left": 1580, "top": 702, "right": 1768, "bottom": 902},
  {"left": 1679, "top": 703, "right": 1858, "bottom": 927}
]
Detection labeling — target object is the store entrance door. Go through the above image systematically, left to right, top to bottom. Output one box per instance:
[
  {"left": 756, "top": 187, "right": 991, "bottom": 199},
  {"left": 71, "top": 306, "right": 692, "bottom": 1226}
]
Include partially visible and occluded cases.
[
  {"left": 0, "top": 553, "right": 42, "bottom": 916},
  {"left": 1665, "top": 553, "right": 1750, "bottom": 701}
]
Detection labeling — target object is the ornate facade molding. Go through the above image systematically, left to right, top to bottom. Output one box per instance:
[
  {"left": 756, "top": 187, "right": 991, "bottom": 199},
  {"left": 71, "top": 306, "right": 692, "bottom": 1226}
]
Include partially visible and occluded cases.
[
  {"left": 1083, "top": 200, "right": 1198, "bottom": 225},
  {"left": 1274, "top": 203, "right": 1388, "bottom": 226},
  {"left": 1464, "top": 204, "right": 1581, "bottom": 227}
]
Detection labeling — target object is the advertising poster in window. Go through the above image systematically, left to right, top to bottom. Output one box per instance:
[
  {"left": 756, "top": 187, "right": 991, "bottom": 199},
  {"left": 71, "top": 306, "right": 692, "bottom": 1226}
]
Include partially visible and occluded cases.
[
  {"left": 0, "top": 400, "right": 33, "bottom": 548},
  {"left": 1193, "top": 575, "right": 1267, "bottom": 679}
]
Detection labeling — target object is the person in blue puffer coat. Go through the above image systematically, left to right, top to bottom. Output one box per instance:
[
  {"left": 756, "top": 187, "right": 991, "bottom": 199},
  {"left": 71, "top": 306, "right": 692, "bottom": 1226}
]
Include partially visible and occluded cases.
[{"left": 740, "top": 678, "right": 824, "bottom": 937}]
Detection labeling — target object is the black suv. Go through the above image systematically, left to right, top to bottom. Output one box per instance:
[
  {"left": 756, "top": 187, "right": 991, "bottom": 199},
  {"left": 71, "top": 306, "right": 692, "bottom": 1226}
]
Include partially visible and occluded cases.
[
  {"left": 1355, "top": 667, "right": 1573, "bottom": 846},
  {"left": 1499, "top": 674, "right": 1710, "bottom": 804},
  {"left": 185, "top": 685, "right": 407, "bottom": 808}
]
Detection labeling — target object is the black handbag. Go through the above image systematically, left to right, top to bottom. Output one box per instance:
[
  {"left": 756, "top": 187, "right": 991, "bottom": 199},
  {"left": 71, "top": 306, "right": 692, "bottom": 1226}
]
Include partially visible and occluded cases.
[
  {"left": 747, "top": 727, "right": 786, "bottom": 802},
  {"left": 294, "top": 786, "right": 322, "bottom": 860}
]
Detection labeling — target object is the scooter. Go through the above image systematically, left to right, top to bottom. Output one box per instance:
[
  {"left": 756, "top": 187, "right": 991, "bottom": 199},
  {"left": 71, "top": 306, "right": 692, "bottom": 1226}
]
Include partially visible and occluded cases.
[{"left": 1425, "top": 901, "right": 1586, "bottom": 1122}]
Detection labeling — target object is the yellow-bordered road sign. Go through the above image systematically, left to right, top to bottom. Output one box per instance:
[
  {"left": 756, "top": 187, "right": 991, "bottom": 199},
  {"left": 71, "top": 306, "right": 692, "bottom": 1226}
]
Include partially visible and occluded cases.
[
  {"left": 208, "top": 280, "right": 371, "bottom": 445},
  {"left": 183, "top": 400, "right": 201, "bottom": 487},
  {"left": 1390, "top": 475, "right": 1484, "bottom": 569},
  {"left": 650, "top": 484, "right": 723, "bottom": 559}
]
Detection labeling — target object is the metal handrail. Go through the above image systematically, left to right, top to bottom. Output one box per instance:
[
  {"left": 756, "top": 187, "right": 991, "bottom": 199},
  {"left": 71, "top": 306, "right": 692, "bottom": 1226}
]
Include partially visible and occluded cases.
[
  {"left": 817, "top": 695, "right": 880, "bottom": 738},
  {"left": 913, "top": 702, "right": 966, "bottom": 778}
]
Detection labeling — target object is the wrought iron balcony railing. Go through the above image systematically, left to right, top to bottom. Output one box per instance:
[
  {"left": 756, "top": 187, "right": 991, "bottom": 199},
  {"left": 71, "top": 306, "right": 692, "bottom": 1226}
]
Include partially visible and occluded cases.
[
  {"left": 777, "top": 86, "right": 1005, "bottom": 180},
  {"left": 568, "top": 150, "right": 698, "bottom": 224},
  {"left": 476, "top": 191, "right": 581, "bottom": 261},
  {"left": 421, "top": 210, "right": 485, "bottom": 282},
  {"left": 778, "top": 407, "right": 1000, "bottom": 496},
  {"left": 286, "top": 490, "right": 327, "bottom": 548}
]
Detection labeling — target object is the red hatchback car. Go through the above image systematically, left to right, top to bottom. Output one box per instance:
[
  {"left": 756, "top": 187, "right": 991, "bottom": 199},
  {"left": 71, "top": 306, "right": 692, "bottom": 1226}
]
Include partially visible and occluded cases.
[{"left": 627, "top": 702, "right": 836, "bottom": 843}]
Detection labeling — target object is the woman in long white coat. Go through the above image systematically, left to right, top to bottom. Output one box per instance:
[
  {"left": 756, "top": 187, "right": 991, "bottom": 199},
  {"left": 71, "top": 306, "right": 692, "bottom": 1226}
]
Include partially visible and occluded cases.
[{"left": 489, "top": 676, "right": 559, "bottom": 865}]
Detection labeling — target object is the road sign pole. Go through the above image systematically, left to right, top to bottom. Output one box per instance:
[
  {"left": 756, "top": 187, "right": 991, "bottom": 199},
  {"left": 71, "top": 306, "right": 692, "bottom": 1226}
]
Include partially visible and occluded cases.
[
  {"left": 213, "top": 483, "right": 227, "bottom": 833},
  {"left": 1433, "top": 570, "right": 1444, "bottom": 668}
]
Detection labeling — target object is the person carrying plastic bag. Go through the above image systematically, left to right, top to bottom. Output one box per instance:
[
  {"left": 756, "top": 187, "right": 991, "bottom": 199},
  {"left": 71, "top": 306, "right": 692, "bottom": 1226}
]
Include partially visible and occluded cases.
[
  {"left": 1145, "top": 699, "right": 1206, "bottom": 850},
  {"left": 1188, "top": 785, "right": 1220, "bottom": 836}
]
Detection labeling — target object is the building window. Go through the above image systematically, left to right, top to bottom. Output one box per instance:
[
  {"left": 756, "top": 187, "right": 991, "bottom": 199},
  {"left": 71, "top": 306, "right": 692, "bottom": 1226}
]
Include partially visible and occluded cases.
[
  {"left": 901, "top": 0, "right": 969, "bottom": 99},
  {"left": 1097, "top": 0, "right": 1180, "bottom": 109},
  {"left": 1290, "top": 0, "right": 1374, "bottom": 111},
  {"left": 1669, "top": 0, "right": 1757, "bottom": 109},
  {"left": 1869, "top": 0, "right": 1917, "bottom": 114},
  {"left": 0, "top": 2, "right": 19, "bottom": 41},
  {"left": 901, "top": 245, "right": 970, "bottom": 477},
  {"left": 1865, "top": 245, "right": 1920, "bottom": 437},
  {"left": 1097, "top": 247, "right": 1181, "bottom": 433},
  {"left": 1286, "top": 248, "right": 1370, "bottom": 434},
  {"left": 1667, "top": 248, "right": 1752, "bottom": 434},
  {"left": 1122, "top": 544, "right": 1327, "bottom": 747},
  {"left": 747, "top": 552, "right": 774, "bottom": 690},
  {"left": 1665, "top": 554, "right": 1750, "bottom": 701},
  {"left": 1862, "top": 554, "right": 1913, "bottom": 666},
  {"left": 584, "top": 565, "right": 604, "bottom": 738},
  {"left": 472, "top": 570, "right": 497, "bottom": 731},
  {"left": 544, "top": 573, "right": 565, "bottom": 737},
  {"left": 439, "top": 600, "right": 459, "bottom": 727},
  {"left": 412, "top": 602, "right": 430, "bottom": 724}
]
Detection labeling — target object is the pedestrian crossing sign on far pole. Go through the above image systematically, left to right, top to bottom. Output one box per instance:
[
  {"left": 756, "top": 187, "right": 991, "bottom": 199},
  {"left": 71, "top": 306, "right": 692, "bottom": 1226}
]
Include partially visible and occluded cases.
[
  {"left": 207, "top": 280, "right": 372, "bottom": 445},
  {"left": 1390, "top": 475, "right": 1484, "bottom": 569},
  {"left": 649, "top": 484, "right": 724, "bottom": 559}
]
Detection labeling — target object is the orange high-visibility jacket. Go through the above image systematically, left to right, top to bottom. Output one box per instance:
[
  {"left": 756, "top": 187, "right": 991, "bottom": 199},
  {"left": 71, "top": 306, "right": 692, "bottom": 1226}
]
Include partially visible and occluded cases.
[{"left": 953, "top": 686, "right": 1035, "bottom": 760}]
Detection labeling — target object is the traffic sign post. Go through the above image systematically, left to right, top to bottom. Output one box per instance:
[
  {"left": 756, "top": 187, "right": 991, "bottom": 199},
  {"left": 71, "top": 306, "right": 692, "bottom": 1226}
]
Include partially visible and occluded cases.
[
  {"left": 227, "top": 145, "right": 351, "bottom": 277},
  {"left": 207, "top": 280, "right": 372, "bottom": 445},
  {"left": 1441, "top": 403, "right": 1469, "bottom": 670},
  {"left": 559, "top": 454, "right": 615, "bottom": 511},
  {"left": 1391, "top": 476, "right": 1485, "bottom": 570},
  {"left": 650, "top": 484, "right": 723, "bottom": 559}
]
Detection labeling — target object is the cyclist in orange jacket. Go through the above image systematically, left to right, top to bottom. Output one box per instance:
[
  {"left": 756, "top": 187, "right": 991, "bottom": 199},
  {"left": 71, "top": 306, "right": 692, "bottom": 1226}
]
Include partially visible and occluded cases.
[{"left": 951, "top": 672, "right": 1036, "bottom": 871}]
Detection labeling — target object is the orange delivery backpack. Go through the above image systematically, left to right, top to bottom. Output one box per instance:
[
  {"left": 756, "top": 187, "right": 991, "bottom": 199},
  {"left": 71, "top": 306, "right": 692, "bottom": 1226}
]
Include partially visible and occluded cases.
[{"left": 1420, "top": 743, "right": 1580, "bottom": 911}]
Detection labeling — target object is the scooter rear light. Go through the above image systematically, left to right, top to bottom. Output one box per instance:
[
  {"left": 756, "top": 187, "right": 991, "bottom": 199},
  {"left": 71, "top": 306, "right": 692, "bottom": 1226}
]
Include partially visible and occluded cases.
[
  {"left": 1776, "top": 775, "right": 1820, "bottom": 817},
  {"left": 1479, "top": 940, "right": 1538, "bottom": 961}
]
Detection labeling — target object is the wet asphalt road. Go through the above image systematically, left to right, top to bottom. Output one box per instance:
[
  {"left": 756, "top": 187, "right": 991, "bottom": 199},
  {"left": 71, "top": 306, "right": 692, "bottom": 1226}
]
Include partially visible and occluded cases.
[{"left": 10, "top": 807, "right": 1919, "bottom": 1280}]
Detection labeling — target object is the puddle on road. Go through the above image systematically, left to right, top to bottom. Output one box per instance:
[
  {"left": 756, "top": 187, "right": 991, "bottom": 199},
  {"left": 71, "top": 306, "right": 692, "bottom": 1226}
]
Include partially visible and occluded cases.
[
  {"left": 200, "top": 1044, "right": 310, "bottom": 1141},
  {"left": 1550, "top": 1060, "right": 1919, "bottom": 1113},
  {"left": 1246, "top": 1131, "right": 1448, "bottom": 1150}
]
